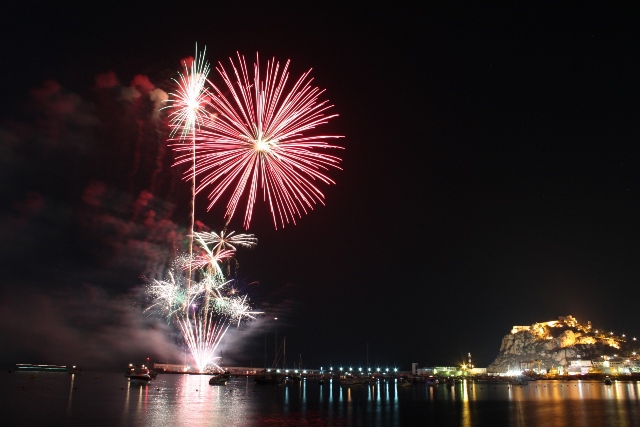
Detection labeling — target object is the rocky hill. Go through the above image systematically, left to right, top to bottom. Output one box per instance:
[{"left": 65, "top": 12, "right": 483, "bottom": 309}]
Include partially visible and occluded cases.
[{"left": 487, "top": 315, "right": 632, "bottom": 373}]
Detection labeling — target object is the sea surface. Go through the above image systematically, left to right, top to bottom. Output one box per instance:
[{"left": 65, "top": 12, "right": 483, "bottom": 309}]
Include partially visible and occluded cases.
[{"left": 2, "top": 372, "right": 640, "bottom": 426}]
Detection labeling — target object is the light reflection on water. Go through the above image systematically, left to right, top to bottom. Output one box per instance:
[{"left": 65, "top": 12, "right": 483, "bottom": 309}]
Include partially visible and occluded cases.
[{"left": 3, "top": 373, "right": 640, "bottom": 426}]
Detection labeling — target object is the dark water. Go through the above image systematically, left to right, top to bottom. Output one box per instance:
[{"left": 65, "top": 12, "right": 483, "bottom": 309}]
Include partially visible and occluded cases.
[{"left": 3, "top": 372, "right": 640, "bottom": 426}]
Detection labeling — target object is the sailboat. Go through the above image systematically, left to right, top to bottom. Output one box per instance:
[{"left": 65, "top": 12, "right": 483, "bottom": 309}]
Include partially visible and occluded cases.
[{"left": 255, "top": 337, "right": 286, "bottom": 385}]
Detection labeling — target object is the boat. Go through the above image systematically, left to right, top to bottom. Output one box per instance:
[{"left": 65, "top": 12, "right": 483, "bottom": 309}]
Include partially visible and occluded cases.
[
  {"left": 256, "top": 336, "right": 287, "bottom": 385},
  {"left": 15, "top": 364, "right": 77, "bottom": 373},
  {"left": 125, "top": 365, "right": 157, "bottom": 379},
  {"left": 128, "top": 366, "right": 152, "bottom": 386},
  {"left": 254, "top": 370, "right": 285, "bottom": 384},
  {"left": 209, "top": 373, "right": 228, "bottom": 386},
  {"left": 340, "top": 375, "right": 365, "bottom": 386},
  {"left": 426, "top": 376, "right": 439, "bottom": 386},
  {"left": 510, "top": 376, "right": 529, "bottom": 386},
  {"left": 604, "top": 376, "right": 613, "bottom": 385},
  {"left": 397, "top": 377, "right": 413, "bottom": 387}
]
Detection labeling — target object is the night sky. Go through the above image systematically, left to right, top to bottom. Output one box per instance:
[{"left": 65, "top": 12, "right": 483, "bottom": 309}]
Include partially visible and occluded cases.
[{"left": 1, "top": 2, "right": 639, "bottom": 371}]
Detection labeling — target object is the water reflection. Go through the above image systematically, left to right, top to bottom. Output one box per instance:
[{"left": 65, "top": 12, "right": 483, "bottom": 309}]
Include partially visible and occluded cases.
[
  {"left": 7, "top": 373, "right": 640, "bottom": 427},
  {"left": 66, "top": 373, "right": 75, "bottom": 416}
]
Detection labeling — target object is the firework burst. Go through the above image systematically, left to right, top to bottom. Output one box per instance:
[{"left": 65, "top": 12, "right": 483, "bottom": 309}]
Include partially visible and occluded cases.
[
  {"left": 165, "top": 45, "right": 211, "bottom": 139},
  {"left": 171, "top": 52, "right": 343, "bottom": 229},
  {"left": 146, "top": 228, "right": 262, "bottom": 372}
]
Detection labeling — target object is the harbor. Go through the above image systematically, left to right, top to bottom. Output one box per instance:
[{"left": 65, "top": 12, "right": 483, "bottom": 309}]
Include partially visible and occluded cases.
[{"left": 5, "top": 368, "right": 640, "bottom": 426}]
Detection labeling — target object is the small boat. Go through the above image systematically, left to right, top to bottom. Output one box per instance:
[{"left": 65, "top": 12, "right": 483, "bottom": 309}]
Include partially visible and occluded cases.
[
  {"left": 15, "top": 364, "right": 75, "bottom": 373},
  {"left": 128, "top": 366, "right": 152, "bottom": 386},
  {"left": 254, "top": 370, "right": 285, "bottom": 384},
  {"left": 209, "top": 374, "right": 228, "bottom": 386},
  {"left": 340, "top": 375, "right": 365, "bottom": 386},
  {"left": 510, "top": 376, "right": 529, "bottom": 386},
  {"left": 604, "top": 376, "right": 613, "bottom": 385},
  {"left": 397, "top": 377, "right": 413, "bottom": 387}
]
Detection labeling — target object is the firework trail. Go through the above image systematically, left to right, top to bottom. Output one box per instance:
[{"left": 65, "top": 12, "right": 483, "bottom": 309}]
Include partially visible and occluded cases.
[{"left": 171, "top": 52, "right": 344, "bottom": 229}]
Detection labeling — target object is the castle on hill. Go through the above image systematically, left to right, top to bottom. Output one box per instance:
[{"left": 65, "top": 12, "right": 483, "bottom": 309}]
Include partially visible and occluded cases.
[{"left": 487, "top": 315, "right": 638, "bottom": 375}]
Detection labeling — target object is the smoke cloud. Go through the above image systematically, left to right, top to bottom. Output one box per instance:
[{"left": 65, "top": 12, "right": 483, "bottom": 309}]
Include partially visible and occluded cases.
[{"left": 0, "top": 71, "right": 189, "bottom": 369}]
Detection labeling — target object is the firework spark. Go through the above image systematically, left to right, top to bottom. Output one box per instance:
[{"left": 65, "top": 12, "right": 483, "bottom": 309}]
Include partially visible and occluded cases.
[
  {"left": 171, "top": 52, "right": 343, "bottom": 229},
  {"left": 195, "top": 229, "right": 258, "bottom": 252}
]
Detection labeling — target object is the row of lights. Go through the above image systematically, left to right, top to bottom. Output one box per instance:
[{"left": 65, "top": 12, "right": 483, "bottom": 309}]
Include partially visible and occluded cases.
[
  {"left": 593, "top": 330, "right": 637, "bottom": 341},
  {"left": 265, "top": 367, "right": 400, "bottom": 374},
  {"left": 322, "top": 367, "right": 398, "bottom": 374}
]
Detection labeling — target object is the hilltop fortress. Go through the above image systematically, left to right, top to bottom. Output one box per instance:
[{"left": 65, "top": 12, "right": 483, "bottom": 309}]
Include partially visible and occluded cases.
[{"left": 487, "top": 315, "right": 635, "bottom": 374}]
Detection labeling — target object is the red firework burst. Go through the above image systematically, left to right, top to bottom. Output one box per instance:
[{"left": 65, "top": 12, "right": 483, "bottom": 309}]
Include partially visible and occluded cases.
[{"left": 171, "top": 52, "right": 343, "bottom": 229}]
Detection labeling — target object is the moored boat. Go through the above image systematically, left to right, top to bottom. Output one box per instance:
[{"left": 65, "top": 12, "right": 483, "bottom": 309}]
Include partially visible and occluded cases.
[
  {"left": 15, "top": 364, "right": 78, "bottom": 373},
  {"left": 128, "top": 366, "right": 152, "bottom": 386},
  {"left": 254, "top": 370, "right": 285, "bottom": 384},
  {"left": 209, "top": 374, "right": 228, "bottom": 385},
  {"left": 340, "top": 375, "right": 365, "bottom": 386},
  {"left": 510, "top": 376, "right": 529, "bottom": 386},
  {"left": 397, "top": 377, "right": 413, "bottom": 387}
]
